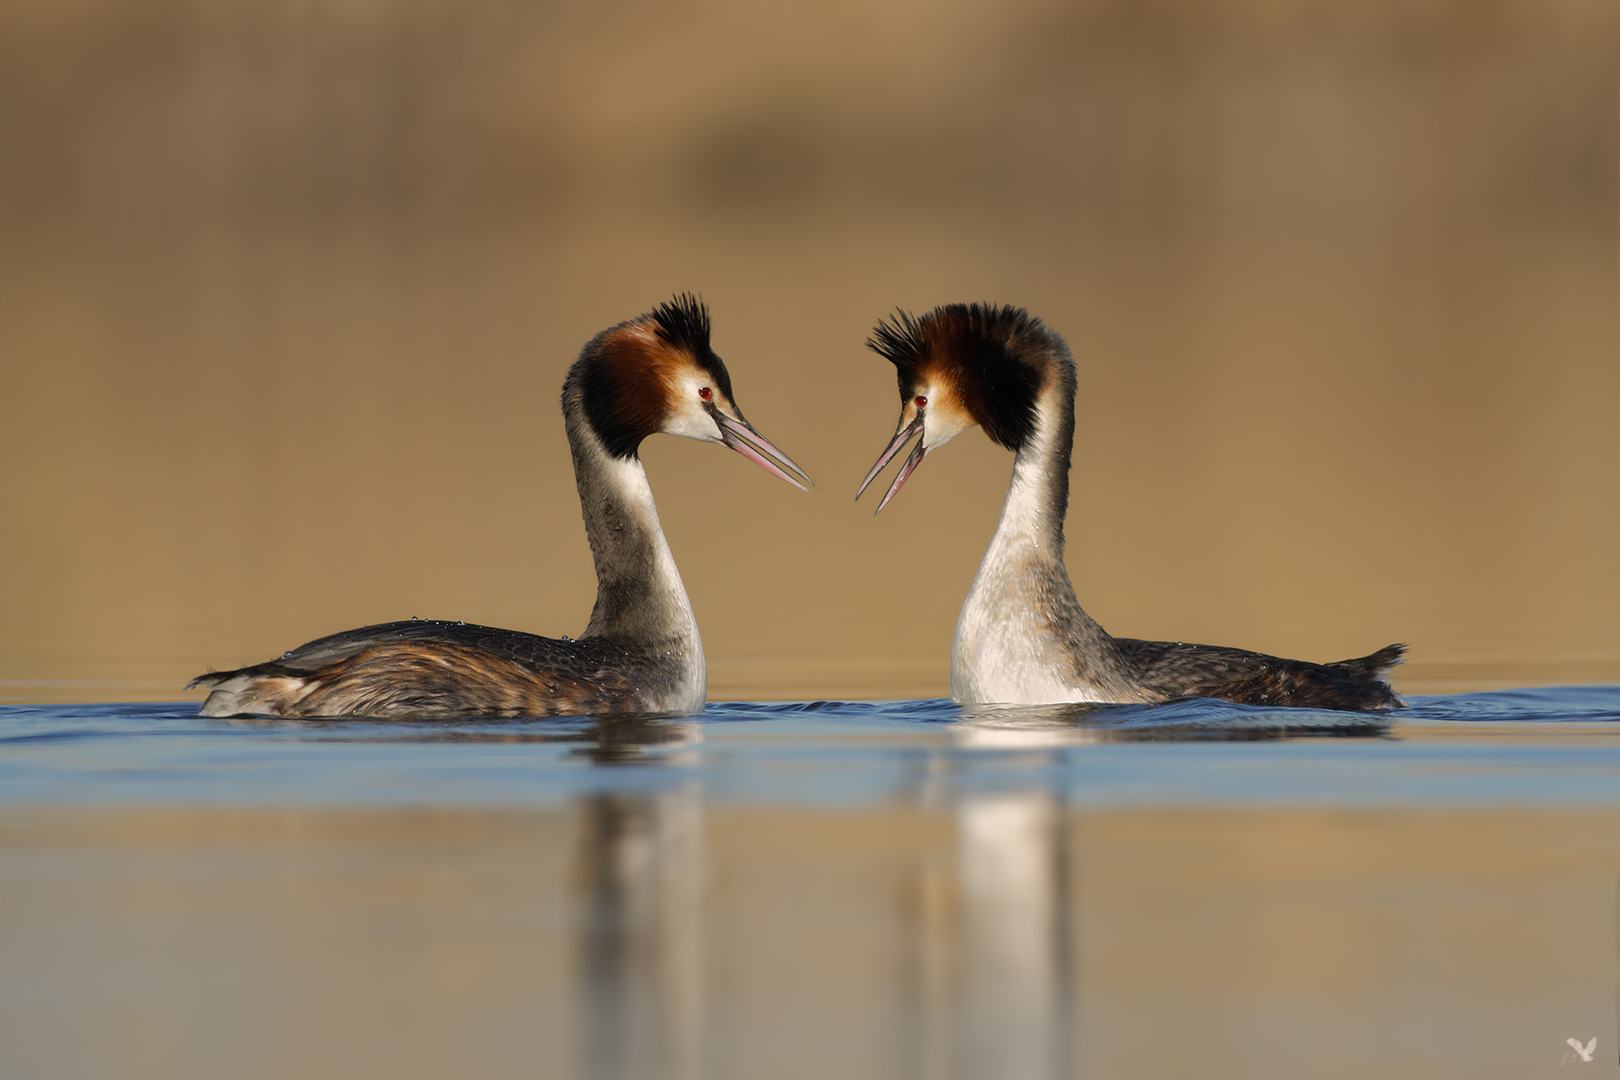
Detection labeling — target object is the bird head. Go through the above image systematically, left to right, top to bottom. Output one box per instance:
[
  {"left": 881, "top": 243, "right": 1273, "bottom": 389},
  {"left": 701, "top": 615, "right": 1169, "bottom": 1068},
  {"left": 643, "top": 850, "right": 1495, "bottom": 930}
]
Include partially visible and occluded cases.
[
  {"left": 573, "top": 294, "right": 811, "bottom": 490},
  {"left": 857, "top": 303, "right": 1066, "bottom": 511}
]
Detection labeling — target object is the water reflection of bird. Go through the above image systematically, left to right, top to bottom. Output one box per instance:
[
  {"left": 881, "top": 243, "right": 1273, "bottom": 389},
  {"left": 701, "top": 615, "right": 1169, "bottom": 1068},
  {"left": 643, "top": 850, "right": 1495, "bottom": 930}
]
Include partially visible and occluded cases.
[
  {"left": 191, "top": 295, "right": 811, "bottom": 719},
  {"left": 858, "top": 303, "right": 1404, "bottom": 711}
]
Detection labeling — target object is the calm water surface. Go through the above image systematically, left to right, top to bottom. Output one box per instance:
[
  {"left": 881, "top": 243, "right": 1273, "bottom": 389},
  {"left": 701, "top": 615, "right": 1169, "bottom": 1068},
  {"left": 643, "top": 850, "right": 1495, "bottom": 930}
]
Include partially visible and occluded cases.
[
  {"left": 3, "top": 688, "right": 1620, "bottom": 805},
  {"left": 4, "top": 688, "right": 1620, "bottom": 1080}
]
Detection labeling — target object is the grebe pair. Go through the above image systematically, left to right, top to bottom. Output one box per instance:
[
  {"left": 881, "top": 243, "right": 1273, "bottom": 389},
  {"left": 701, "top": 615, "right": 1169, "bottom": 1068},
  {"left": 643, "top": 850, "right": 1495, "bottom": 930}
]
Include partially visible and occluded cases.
[{"left": 192, "top": 297, "right": 1402, "bottom": 719}]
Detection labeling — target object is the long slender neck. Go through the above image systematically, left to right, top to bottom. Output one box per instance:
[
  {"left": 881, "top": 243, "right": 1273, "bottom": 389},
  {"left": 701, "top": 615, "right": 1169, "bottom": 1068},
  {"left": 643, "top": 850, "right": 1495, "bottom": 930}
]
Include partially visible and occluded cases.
[
  {"left": 953, "top": 380, "right": 1120, "bottom": 702},
  {"left": 982, "top": 383, "right": 1075, "bottom": 571},
  {"left": 563, "top": 404, "right": 701, "bottom": 651}
]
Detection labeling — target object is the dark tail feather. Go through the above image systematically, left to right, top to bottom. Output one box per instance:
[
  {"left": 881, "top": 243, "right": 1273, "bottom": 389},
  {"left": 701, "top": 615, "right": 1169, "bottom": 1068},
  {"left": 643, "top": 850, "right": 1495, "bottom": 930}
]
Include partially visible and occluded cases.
[
  {"left": 1330, "top": 643, "right": 1406, "bottom": 683},
  {"left": 187, "top": 660, "right": 303, "bottom": 691},
  {"left": 186, "top": 662, "right": 310, "bottom": 717},
  {"left": 185, "top": 670, "right": 230, "bottom": 691}
]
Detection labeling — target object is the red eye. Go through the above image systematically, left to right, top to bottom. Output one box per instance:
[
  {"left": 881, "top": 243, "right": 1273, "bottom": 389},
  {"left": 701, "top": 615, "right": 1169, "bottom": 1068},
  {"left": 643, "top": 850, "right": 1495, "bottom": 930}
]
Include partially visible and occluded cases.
[
  {"left": 699, "top": 386, "right": 713, "bottom": 401},
  {"left": 914, "top": 395, "right": 927, "bottom": 408}
]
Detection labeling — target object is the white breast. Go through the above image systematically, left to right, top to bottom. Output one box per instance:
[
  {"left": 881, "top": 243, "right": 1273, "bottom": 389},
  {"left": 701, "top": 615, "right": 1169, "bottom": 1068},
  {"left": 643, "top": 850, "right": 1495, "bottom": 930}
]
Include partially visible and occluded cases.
[{"left": 951, "top": 559, "right": 1112, "bottom": 705}]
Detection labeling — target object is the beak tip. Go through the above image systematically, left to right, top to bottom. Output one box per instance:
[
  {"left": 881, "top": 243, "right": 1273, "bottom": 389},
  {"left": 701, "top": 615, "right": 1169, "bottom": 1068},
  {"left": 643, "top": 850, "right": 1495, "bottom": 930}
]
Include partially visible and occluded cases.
[
  {"left": 858, "top": 411, "right": 926, "bottom": 513},
  {"left": 717, "top": 413, "right": 813, "bottom": 492}
]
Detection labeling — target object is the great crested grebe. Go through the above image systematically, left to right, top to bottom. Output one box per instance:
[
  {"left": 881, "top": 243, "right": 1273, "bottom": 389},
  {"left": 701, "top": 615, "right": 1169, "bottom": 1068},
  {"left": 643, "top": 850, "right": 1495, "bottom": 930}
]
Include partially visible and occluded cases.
[
  {"left": 190, "top": 295, "right": 811, "bottom": 719},
  {"left": 857, "top": 302, "right": 1404, "bottom": 711}
]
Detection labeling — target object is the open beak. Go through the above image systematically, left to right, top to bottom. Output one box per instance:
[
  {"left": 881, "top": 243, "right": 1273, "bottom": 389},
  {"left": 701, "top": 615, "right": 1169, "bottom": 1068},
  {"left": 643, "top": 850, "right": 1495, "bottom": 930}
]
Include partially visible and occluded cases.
[
  {"left": 712, "top": 409, "right": 813, "bottom": 491},
  {"left": 855, "top": 411, "right": 926, "bottom": 514}
]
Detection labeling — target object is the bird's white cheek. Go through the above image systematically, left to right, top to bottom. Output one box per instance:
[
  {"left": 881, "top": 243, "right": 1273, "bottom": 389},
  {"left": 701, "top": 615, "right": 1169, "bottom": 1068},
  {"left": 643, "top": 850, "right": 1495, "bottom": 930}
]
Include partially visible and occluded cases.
[
  {"left": 662, "top": 400, "right": 723, "bottom": 443},
  {"left": 924, "top": 409, "right": 975, "bottom": 450}
]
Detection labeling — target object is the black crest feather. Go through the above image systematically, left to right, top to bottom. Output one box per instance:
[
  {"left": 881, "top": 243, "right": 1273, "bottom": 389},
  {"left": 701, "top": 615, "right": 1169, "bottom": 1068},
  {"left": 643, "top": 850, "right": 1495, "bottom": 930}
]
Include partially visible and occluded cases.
[
  {"left": 652, "top": 293, "right": 711, "bottom": 355},
  {"left": 866, "top": 309, "right": 925, "bottom": 368}
]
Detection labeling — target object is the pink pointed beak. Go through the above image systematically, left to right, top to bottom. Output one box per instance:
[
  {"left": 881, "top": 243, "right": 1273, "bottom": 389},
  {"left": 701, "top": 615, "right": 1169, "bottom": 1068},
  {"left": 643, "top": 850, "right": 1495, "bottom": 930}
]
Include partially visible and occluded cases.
[
  {"left": 713, "top": 411, "right": 813, "bottom": 491},
  {"left": 855, "top": 412, "right": 927, "bottom": 514}
]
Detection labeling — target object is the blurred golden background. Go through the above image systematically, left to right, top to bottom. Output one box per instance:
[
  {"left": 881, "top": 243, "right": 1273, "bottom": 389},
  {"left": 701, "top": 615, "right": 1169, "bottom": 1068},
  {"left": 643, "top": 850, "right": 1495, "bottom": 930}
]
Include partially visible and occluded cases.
[{"left": 1, "top": 0, "right": 1615, "bottom": 703}]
